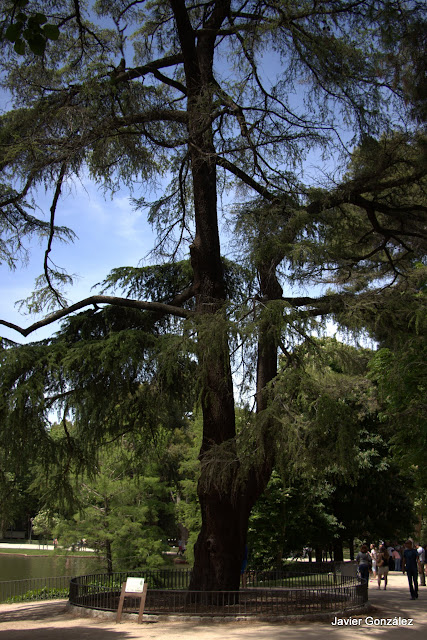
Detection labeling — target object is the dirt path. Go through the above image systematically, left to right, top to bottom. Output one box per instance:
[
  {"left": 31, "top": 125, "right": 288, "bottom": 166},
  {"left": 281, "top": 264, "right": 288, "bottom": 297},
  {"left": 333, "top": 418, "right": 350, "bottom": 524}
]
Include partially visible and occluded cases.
[{"left": 1, "top": 573, "right": 426, "bottom": 639}]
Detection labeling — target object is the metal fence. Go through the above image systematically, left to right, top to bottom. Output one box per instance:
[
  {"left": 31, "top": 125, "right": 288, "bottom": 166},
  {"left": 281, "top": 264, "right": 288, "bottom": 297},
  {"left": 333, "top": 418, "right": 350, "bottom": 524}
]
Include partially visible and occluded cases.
[
  {"left": 0, "top": 563, "right": 368, "bottom": 617},
  {"left": 68, "top": 563, "right": 339, "bottom": 597},
  {"left": 244, "top": 564, "right": 342, "bottom": 587},
  {"left": 0, "top": 567, "right": 192, "bottom": 604},
  {"left": 69, "top": 567, "right": 367, "bottom": 617},
  {"left": 0, "top": 575, "right": 72, "bottom": 603}
]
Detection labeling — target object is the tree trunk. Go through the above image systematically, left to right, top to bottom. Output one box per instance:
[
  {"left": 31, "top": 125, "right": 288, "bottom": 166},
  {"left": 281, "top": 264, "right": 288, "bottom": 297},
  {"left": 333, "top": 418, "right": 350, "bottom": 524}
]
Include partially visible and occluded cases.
[
  {"left": 172, "top": 0, "right": 277, "bottom": 592},
  {"left": 188, "top": 258, "right": 281, "bottom": 592},
  {"left": 190, "top": 492, "right": 250, "bottom": 592},
  {"left": 349, "top": 538, "right": 355, "bottom": 561},
  {"left": 105, "top": 539, "right": 113, "bottom": 574},
  {"left": 333, "top": 540, "right": 344, "bottom": 562},
  {"left": 315, "top": 547, "right": 323, "bottom": 563}
]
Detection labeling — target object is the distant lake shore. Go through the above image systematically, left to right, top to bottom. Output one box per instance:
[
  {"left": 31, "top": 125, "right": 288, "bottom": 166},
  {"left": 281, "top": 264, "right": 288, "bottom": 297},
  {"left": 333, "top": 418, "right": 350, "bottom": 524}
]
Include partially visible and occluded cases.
[
  {"left": 0, "top": 551, "right": 92, "bottom": 558},
  {"left": 0, "top": 552, "right": 103, "bottom": 583}
]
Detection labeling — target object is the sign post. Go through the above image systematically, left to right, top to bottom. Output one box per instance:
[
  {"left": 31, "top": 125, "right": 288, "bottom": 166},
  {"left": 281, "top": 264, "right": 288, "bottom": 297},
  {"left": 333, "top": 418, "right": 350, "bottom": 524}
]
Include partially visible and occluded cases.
[{"left": 116, "top": 577, "right": 148, "bottom": 624}]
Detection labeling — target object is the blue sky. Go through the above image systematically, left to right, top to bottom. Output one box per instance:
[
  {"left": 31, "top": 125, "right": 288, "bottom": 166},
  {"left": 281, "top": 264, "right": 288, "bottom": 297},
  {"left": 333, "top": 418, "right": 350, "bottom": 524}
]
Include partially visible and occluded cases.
[
  {"left": 0, "top": 10, "right": 360, "bottom": 347},
  {"left": 0, "top": 150, "right": 344, "bottom": 346},
  {"left": 1, "top": 178, "right": 157, "bottom": 343}
]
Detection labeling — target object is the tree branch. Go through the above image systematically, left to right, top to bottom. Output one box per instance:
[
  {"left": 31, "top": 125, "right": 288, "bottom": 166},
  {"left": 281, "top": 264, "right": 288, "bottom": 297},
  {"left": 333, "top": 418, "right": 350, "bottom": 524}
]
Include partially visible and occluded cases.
[
  {"left": 111, "top": 53, "right": 185, "bottom": 84},
  {"left": 215, "top": 156, "right": 278, "bottom": 201},
  {"left": 44, "top": 163, "right": 67, "bottom": 307},
  {"left": 0, "top": 295, "right": 194, "bottom": 338}
]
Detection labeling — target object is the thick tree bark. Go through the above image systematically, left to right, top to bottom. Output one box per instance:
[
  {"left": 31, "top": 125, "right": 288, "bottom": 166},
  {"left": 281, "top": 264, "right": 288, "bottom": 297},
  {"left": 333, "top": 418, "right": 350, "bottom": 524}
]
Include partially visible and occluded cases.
[
  {"left": 171, "top": 0, "right": 278, "bottom": 592},
  {"left": 188, "top": 259, "right": 282, "bottom": 591},
  {"left": 190, "top": 491, "right": 251, "bottom": 592},
  {"left": 333, "top": 540, "right": 344, "bottom": 562}
]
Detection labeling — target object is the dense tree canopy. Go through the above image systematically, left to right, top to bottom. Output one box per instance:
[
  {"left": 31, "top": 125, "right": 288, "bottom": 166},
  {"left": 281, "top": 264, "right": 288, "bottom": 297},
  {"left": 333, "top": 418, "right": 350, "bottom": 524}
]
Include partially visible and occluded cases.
[
  {"left": 0, "top": 1, "right": 426, "bottom": 591},
  {"left": 245, "top": 338, "right": 417, "bottom": 563}
]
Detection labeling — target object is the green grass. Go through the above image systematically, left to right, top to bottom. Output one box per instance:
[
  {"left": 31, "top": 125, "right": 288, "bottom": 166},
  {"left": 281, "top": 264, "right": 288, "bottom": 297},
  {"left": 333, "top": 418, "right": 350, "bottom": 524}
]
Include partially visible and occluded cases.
[
  {"left": 0, "top": 548, "right": 94, "bottom": 557},
  {"left": 247, "top": 574, "right": 336, "bottom": 588}
]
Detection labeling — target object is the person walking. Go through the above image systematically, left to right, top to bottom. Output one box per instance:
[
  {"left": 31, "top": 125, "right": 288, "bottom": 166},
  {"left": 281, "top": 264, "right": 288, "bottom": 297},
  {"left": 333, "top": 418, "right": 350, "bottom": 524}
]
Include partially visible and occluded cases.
[
  {"left": 402, "top": 539, "right": 419, "bottom": 600},
  {"left": 416, "top": 542, "right": 425, "bottom": 586},
  {"left": 356, "top": 544, "right": 371, "bottom": 586},
  {"left": 370, "top": 544, "right": 378, "bottom": 580},
  {"left": 376, "top": 545, "right": 390, "bottom": 590},
  {"left": 392, "top": 547, "right": 402, "bottom": 571}
]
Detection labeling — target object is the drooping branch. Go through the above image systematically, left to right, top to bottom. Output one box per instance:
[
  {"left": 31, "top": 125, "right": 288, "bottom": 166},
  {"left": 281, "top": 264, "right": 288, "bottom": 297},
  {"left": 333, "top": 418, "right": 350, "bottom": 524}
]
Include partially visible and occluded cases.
[
  {"left": 43, "top": 163, "right": 68, "bottom": 307},
  {"left": 306, "top": 174, "right": 427, "bottom": 259},
  {"left": 0, "top": 295, "right": 195, "bottom": 338}
]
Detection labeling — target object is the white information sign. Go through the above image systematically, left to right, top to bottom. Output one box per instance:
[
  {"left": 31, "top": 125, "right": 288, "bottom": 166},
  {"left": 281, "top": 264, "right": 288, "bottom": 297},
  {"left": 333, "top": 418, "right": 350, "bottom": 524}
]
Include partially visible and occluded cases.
[{"left": 125, "top": 577, "right": 145, "bottom": 593}]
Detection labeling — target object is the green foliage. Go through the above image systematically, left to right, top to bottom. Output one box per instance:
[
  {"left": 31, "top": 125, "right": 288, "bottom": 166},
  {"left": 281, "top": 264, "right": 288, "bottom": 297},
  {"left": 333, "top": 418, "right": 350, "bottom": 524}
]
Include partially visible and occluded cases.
[
  {"left": 0, "top": 1, "right": 425, "bottom": 588},
  {"left": 2, "top": 1, "right": 59, "bottom": 56},
  {"left": 374, "top": 4, "right": 427, "bottom": 123},
  {"left": 303, "top": 133, "right": 427, "bottom": 291},
  {"left": 0, "top": 181, "right": 75, "bottom": 273},
  {"left": 100, "top": 262, "right": 194, "bottom": 304},
  {"left": 18, "top": 272, "right": 75, "bottom": 314},
  {"left": 368, "top": 283, "right": 427, "bottom": 483},
  {"left": 0, "top": 300, "right": 197, "bottom": 499},
  {"left": 247, "top": 337, "right": 418, "bottom": 562},
  {"left": 272, "top": 338, "right": 376, "bottom": 480},
  {"left": 156, "top": 412, "right": 204, "bottom": 565},
  {"left": 249, "top": 429, "right": 416, "bottom": 564},
  {"left": 54, "top": 436, "right": 178, "bottom": 572},
  {"left": 329, "top": 447, "right": 416, "bottom": 545},
  {"left": 0, "top": 454, "right": 38, "bottom": 538},
  {"left": 247, "top": 470, "right": 288, "bottom": 567},
  {"left": 248, "top": 470, "right": 339, "bottom": 566},
  {"left": 31, "top": 509, "right": 59, "bottom": 539},
  {"left": 5, "top": 585, "right": 68, "bottom": 603}
]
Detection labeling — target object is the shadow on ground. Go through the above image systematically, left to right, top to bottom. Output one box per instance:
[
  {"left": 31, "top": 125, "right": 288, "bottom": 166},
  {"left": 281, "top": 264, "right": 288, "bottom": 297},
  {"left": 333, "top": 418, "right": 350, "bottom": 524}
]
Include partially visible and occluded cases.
[
  {"left": 0, "top": 601, "right": 69, "bottom": 622},
  {"left": 0, "top": 629, "right": 133, "bottom": 640}
]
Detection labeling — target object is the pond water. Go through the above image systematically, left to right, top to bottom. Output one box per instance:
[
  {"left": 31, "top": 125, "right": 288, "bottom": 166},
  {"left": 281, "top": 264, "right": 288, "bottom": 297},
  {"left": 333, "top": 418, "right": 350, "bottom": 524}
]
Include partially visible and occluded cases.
[{"left": 0, "top": 553, "right": 103, "bottom": 582}]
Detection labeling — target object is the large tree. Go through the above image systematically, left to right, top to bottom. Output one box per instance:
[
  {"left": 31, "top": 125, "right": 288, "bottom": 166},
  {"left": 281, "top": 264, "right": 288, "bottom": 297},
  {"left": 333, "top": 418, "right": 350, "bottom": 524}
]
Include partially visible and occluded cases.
[{"left": 0, "top": 1, "right": 426, "bottom": 591}]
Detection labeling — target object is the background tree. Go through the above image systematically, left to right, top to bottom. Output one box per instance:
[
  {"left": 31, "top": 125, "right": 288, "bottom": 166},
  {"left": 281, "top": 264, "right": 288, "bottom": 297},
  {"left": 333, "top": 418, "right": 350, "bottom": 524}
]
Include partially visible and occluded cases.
[
  {"left": 0, "top": 1, "right": 426, "bottom": 592},
  {"left": 367, "top": 271, "right": 427, "bottom": 483},
  {"left": 246, "top": 338, "right": 417, "bottom": 563},
  {"left": 55, "top": 439, "right": 176, "bottom": 573},
  {"left": 0, "top": 459, "right": 39, "bottom": 539},
  {"left": 248, "top": 472, "right": 340, "bottom": 566},
  {"left": 31, "top": 508, "right": 59, "bottom": 542}
]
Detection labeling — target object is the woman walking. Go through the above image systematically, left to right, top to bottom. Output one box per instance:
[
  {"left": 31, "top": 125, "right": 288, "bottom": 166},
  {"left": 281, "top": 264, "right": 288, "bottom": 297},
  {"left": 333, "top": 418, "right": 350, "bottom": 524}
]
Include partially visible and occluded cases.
[
  {"left": 356, "top": 544, "right": 372, "bottom": 586},
  {"left": 377, "top": 545, "right": 390, "bottom": 589}
]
